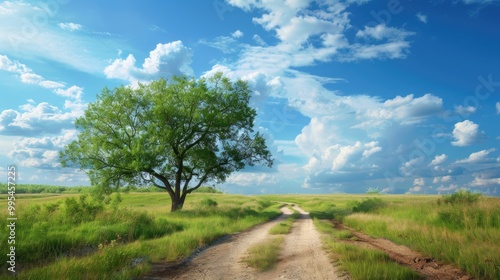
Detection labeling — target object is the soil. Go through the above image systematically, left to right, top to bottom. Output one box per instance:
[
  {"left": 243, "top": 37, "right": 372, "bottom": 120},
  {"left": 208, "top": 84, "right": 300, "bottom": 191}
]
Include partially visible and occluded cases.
[
  {"left": 142, "top": 205, "right": 473, "bottom": 280},
  {"left": 333, "top": 221, "right": 472, "bottom": 280}
]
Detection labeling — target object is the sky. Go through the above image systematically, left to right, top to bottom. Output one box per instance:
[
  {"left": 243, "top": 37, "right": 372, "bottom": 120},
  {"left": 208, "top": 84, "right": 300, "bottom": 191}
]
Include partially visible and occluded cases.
[{"left": 1, "top": 0, "right": 499, "bottom": 195}]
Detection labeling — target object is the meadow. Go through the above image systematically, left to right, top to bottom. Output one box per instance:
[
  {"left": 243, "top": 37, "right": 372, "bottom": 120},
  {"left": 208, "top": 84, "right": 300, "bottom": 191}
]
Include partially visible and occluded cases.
[{"left": 0, "top": 186, "right": 498, "bottom": 279}]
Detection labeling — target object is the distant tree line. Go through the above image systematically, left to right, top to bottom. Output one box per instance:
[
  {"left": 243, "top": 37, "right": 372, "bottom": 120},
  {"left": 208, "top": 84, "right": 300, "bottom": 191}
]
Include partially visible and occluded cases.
[{"left": 0, "top": 183, "right": 222, "bottom": 194}]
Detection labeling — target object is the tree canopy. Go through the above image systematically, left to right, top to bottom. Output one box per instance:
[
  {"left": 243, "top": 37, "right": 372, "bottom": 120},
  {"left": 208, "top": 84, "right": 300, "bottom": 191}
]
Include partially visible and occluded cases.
[{"left": 60, "top": 73, "right": 273, "bottom": 211}]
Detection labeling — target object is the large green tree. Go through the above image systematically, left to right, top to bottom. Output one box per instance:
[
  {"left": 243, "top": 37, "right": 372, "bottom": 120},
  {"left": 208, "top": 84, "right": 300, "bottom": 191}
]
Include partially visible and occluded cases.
[{"left": 60, "top": 73, "right": 273, "bottom": 211}]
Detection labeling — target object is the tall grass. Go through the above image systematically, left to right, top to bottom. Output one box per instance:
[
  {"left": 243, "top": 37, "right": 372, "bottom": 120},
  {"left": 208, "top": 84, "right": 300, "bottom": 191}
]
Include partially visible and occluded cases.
[
  {"left": 1, "top": 192, "right": 281, "bottom": 279},
  {"left": 343, "top": 195, "right": 500, "bottom": 279},
  {"left": 313, "top": 218, "right": 421, "bottom": 280}
]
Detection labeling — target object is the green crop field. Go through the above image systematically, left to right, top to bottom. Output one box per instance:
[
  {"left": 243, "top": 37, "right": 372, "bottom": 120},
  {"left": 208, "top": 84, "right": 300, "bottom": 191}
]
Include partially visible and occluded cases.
[{"left": 1, "top": 186, "right": 498, "bottom": 279}]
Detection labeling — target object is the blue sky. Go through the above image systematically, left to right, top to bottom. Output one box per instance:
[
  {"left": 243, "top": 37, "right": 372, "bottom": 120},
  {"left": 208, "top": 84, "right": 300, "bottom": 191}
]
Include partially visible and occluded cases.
[{"left": 1, "top": 0, "right": 499, "bottom": 195}]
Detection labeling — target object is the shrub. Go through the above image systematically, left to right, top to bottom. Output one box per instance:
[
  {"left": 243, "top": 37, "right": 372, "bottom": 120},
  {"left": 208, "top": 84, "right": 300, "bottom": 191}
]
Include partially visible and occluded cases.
[
  {"left": 441, "top": 189, "right": 481, "bottom": 205},
  {"left": 200, "top": 197, "right": 218, "bottom": 208},
  {"left": 352, "top": 198, "right": 387, "bottom": 213}
]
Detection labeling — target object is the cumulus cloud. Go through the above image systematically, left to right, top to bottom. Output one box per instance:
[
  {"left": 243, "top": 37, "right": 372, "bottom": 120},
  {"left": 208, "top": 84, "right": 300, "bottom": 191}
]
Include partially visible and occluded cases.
[
  {"left": 232, "top": 30, "right": 244, "bottom": 38},
  {"left": 104, "top": 41, "right": 193, "bottom": 85},
  {"left": 0, "top": 101, "right": 83, "bottom": 136},
  {"left": 454, "top": 105, "right": 476, "bottom": 116},
  {"left": 451, "top": 120, "right": 485, "bottom": 146},
  {"left": 8, "top": 129, "right": 78, "bottom": 169},
  {"left": 455, "top": 148, "right": 496, "bottom": 164},
  {"left": 430, "top": 154, "right": 447, "bottom": 166}
]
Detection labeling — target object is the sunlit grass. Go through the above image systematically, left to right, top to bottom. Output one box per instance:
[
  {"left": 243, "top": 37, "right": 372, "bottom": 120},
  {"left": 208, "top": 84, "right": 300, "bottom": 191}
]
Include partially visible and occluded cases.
[
  {"left": 0, "top": 192, "right": 281, "bottom": 279},
  {"left": 313, "top": 218, "right": 420, "bottom": 280},
  {"left": 243, "top": 236, "right": 284, "bottom": 271}
]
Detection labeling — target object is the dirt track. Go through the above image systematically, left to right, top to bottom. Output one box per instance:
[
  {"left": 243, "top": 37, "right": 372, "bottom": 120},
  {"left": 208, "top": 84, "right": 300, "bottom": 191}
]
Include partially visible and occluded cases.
[
  {"left": 144, "top": 205, "right": 472, "bottom": 280},
  {"left": 146, "top": 205, "right": 346, "bottom": 280}
]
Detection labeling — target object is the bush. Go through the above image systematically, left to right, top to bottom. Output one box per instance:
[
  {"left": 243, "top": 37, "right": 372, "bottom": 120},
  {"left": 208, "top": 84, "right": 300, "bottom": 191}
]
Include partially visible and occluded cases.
[
  {"left": 194, "top": 186, "right": 223, "bottom": 193},
  {"left": 441, "top": 189, "right": 481, "bottom": 205},
  {"left": 200, "top": 197, "right": 218, "bottom": 208},
  {"left": 352, "top": 198, "right": 387, "bottom": 213}
]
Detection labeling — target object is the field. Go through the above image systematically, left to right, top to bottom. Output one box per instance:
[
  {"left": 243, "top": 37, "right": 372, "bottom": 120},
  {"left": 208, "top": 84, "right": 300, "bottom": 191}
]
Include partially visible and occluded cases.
[{"left": 1, "top": 187, "right": 499, "bottom": 279}]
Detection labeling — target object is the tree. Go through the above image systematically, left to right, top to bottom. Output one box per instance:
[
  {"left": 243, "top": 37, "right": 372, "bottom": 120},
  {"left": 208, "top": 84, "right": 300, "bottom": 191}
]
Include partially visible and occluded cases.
[{"left": 60, "top": 73, "right": 273, "bottom": 211}]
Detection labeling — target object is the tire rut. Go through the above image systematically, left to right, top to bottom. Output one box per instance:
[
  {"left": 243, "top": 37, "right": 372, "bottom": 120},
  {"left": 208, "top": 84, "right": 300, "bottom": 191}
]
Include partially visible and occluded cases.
[
  {"left": 143, "top": 205, "right": 346, "bottom": 280},
  {"left": 332, "top": 220, "right": 472, "bottom": 280}
]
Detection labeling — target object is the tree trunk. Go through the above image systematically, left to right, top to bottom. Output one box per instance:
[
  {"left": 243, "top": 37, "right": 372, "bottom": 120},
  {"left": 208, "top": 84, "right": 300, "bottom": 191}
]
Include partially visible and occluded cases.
[{"left": 170, "top": 192, "right": 187, "bottom": 212}]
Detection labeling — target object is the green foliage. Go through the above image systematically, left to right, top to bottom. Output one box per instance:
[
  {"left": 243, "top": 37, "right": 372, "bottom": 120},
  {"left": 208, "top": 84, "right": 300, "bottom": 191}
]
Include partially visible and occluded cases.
[
  {"left": 60, "top": 73, "right": 273, "bottom": 211},
  {"left": 0, "top": 183, "right": 90, "bottom": 194},
  {"left": 193, "top": 186, "right": 223, "bottom": 193},
  {"left": 440, "top": 189, "right": 482, "bottom": 205},
  {"left": 199, "top": 197, "right": 218, "bottom": 208},
  {"left": 352, "top": 198, "right": 387, "bottom": 213}
]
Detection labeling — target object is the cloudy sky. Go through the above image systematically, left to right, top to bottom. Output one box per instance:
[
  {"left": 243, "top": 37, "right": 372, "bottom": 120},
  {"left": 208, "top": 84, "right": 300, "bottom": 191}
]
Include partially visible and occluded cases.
[{"left": 1, "top": 0, "right": 499, "bottom": 195}]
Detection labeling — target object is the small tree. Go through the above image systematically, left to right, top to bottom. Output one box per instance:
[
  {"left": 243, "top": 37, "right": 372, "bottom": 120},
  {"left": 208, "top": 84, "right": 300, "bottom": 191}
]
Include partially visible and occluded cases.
[{"left": 60, "top": 73, "right": 273, "bottom": 211}]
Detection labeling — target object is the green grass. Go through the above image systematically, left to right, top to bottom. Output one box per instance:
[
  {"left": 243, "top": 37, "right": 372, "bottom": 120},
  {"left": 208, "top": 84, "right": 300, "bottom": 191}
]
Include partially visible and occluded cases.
[
  {"left": 0, "top": 192, "right": 281, "bottom": 279},
  {"left": 2, "top": 192, "right": 498, "bottom": 279},
  {"left": 263, "top": 194, "right": 499, "bottom": 280},
  {"left": 341, "top": 196, "right": 500, "bottom": 280},
  {"left": 268, "top": 208, "right": 300, "bottom": 235},
  {"left": 313, "top": 218, "right": 421, "bottom": 280},
  {"left": 243, "top": 236, "right": 284, "bottom": 271}
]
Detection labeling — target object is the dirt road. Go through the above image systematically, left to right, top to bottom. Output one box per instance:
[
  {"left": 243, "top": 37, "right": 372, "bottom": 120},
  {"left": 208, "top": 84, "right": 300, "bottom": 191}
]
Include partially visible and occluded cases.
[{"left": 147, "top": 205, "right": 346, "bottom": 280}]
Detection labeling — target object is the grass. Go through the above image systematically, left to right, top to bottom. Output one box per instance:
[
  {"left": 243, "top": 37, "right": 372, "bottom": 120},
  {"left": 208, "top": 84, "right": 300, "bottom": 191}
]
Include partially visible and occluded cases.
[
  {"left": 1, "top": 191, "right": 498, "bottom": 279},
  {"left": 0, "top": 192, "right": 281, "bottom": 279},
  {"left": 263, "top": 193, "right": 499, "bottom": 280},
  {"left": 342, "top": 196, "right": 500, "bottom": 279},
  {"left": 268, "top": 207, "right": 300, "bottom": 235},
  {"left": 313, "top": 218, "right": 421, "bottom": 280},
  {"left": 243, "top": 236, "right": 284, "bottom": 271}
]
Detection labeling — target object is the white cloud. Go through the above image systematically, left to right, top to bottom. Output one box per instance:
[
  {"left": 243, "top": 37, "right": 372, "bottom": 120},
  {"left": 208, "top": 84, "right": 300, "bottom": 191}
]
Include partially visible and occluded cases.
[
  {"left": 416, "top": 13, "right": 428, "bottom": 24},
  {"left": 58, "top": 22, "right": 83, "bottom": 32},
  {"left": 356, "top": 24, "right": 414, "bottom": 41},
  {"left": 232, "top": 30, "right": 244, "bottom": 38},
  {"left": 252, "top": 34, "right": 267, "bottom": 46},
  {"left": 104, "top": 41, "right": 193, "bottom": 85},
  {"left": 0, "top": 55, "right": 65, "bottom": 89},
  {"left": 54, "top": 85, "right": 84, "bottom": 101},
  {"left": 0, "top": 101, "right": 83, "bottom": 136},
  {"left": 496, "top": 102, "right": 500, "bottom": 114},
  {"left": 454, "top": 105, "right": 476, "bottom": 116},
  {"left": 451, "top": 120, "right": 485, "bottom": 146},
  {"left": 8, "top": 129, "right": 78, "bottom": 169},
  {"left": 455, "top": 148, "right": 496, "bottom": 164},
  {"left": 430, "top": 154, "right": 447, "bottom": 166},
  {"left": 400, "top": 157, "right": 424, "bottom": 177},
  {"left": 225, "top": 172, "right": 278, "bottom": 187}
]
